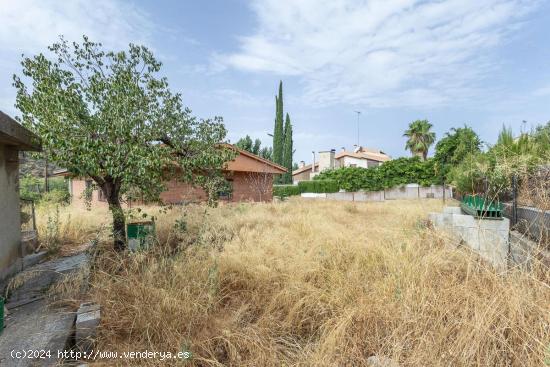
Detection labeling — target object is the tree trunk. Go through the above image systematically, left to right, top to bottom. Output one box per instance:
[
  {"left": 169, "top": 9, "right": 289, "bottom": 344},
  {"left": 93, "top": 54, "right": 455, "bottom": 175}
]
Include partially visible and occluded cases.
[{"left": 103, "top": 181, "right": 126, "bottom": 251}]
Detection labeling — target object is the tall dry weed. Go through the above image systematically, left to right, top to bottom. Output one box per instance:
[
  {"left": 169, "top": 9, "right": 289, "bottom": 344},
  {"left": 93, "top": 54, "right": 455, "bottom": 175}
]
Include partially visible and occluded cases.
[{"left": 84, "top": 199, "right": 549, "bottom": 366}]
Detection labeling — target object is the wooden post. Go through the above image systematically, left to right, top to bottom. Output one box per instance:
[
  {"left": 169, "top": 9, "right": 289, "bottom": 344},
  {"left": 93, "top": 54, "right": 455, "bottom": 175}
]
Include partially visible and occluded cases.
[{"left": 31, "top": 200, "right": 37, "bottom": 232}]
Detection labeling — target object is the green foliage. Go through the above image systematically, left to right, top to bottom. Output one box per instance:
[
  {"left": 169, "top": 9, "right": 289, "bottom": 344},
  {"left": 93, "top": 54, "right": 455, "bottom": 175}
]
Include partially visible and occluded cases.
[
  {"left": 14, "top": 36, "right": 233, "bottom": 250},
  {"left": 273, "top": 81, "right": 284, "bottom": 167},
  {"left": 282, "top": 113, "right": 293, "bottom": 184},
  {"left": 404, "top": 119, "right": 436, "bottom": 160},
  {"left": 449, "top": 123, "right": 549, "bottom": 195},
  {"left": 434, "top": 125, "right": 481, "bottom": 181},
  {"left": 236, "top": 135, "right": 273, "bottom": 160},
  {"left": 236, "top": 135, "right": 261, "bottom": 155},
  {"left": 259, "top": 146, "right": 273, "bottom": 160},
  {"left": 315, "top": 157, "right": 438, "bottom": 192},
  {"left": 20, "top": 174, "right": 69, "bottom": 204},
  {"left": 20, "top": 174, "right": 42, "bottom": 201},
  {"left": 298, "top": 179, "right": 339, "bottom": 193},
  {"left": 273, "top": 180, "right": 339, "bottom": 197},
  {"left": 273, "top": 184, "right": 300, "bottom": 198},
  {"left": 40, "top": 190, "right": 70, "bottom": 205},
  {"left": 43, "top": 206, "right": 61, "bottom": 254}
]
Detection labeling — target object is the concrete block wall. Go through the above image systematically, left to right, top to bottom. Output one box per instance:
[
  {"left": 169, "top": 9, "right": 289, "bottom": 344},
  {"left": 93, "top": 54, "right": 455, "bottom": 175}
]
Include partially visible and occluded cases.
[
  {"left": 301, "top": 185, "right": 450, "bottom": 202},
  {"left": 384, "top": 185, "right": 420, "bottom": 200},
  {"left": 354, "top": 190, "right": 385, "bottom": 202},
  {"left": 326, "top": 192, "right": 355, "bottom": 201},
  {"left": 429, "top": 207, "right": 510, "bottom": 269}
]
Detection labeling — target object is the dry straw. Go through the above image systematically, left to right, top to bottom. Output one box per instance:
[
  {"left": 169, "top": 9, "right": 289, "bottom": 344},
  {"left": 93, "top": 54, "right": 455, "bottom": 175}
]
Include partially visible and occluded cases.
[{"left": 46, "top": 199, "right": 549, "bottom": 366}]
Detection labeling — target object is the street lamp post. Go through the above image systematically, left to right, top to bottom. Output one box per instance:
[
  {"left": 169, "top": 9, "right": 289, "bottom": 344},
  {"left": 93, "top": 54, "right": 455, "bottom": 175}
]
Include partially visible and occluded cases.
[{"left": 354, "top": 111, "right": 361, "bottom": 146}]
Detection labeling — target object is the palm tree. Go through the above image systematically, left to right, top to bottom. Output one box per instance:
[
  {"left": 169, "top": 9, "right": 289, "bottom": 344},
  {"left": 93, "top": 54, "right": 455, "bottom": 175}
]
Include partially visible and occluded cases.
[{"left": 404, "top": 119, "right": 436, "bottom": 160}]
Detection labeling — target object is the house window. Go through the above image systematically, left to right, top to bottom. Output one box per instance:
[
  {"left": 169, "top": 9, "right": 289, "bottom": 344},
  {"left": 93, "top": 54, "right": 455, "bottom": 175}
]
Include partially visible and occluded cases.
[
  {"left": 349, "top": 164, "right": 357, "bottom": 168},
  {"left": 218, "top": 179, "right": 233, "bottom": 200}
]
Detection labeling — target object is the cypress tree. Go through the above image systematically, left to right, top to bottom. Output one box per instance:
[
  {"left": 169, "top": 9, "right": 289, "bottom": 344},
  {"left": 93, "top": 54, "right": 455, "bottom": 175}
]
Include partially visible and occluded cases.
[
  {"left": 272, "top": 81, "right": 284, "bottom": 166},
  {"left": 282, "top": 113, "right": 293, "bottom": 183}
]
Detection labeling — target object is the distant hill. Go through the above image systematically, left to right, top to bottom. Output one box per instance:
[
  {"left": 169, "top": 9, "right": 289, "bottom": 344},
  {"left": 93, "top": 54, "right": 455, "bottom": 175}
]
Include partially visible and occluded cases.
[{"left": 19, "top": 151, "right": 60, "bottom": 178}]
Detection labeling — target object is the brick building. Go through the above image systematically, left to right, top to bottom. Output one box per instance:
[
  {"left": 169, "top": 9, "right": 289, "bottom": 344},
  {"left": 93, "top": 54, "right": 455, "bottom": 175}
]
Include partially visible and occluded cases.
[{"left": 53, "top": 145, "right": 286, "bottom": 207}]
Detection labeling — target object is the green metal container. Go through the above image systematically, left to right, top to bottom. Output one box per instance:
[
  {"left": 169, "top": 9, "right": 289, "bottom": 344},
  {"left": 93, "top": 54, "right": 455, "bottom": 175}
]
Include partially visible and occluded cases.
[
  {"left": 460, "top": 194, "right": 503, "bottom": 219},
  {"left": 126, "top": 221, "right": 156, "bottom": 251},
  {"left": 1, "top": 296, "right": 4, "bottom": 332}
]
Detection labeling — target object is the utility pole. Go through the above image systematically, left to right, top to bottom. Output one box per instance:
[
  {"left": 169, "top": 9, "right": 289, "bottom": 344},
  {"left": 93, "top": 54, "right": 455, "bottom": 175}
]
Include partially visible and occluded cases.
[{"left": 354, "top": 111, "right": 361, "bottom": 146}]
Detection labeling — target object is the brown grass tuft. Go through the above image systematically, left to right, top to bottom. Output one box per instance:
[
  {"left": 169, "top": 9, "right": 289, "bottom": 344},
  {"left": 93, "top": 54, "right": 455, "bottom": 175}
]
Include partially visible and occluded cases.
[{"left": 73, "top": 199, "right": 549, "bottom": 366}]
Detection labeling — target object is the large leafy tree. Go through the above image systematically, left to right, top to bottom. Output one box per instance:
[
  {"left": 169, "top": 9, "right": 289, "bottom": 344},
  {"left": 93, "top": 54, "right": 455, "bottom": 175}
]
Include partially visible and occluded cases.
[
  {"left": 14, "top": 36, "right": 233, "bottom": 250},
  {"left": 282, "top": 113, "right": 293, "bottom": 183},
  {"left": 404, "top": 119, "right": 436, "bottom": 160},
  {"left": 434, "top": 125, "right": 481, "bottom": 180},
  {"left": 235, "top": 135, "right": 273, "bottom": 160}
]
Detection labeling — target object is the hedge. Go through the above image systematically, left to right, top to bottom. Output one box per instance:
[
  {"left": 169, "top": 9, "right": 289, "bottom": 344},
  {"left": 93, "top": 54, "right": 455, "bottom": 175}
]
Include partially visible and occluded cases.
[
  {"left": 314, "top": 157, "right": 439, "bottom": 192},
  {"left": 273, "top": 179, "right": 340, "bottom": 197},
  {"left": 298, "top": 179, "right": 339, "bottom": 193},
  {"left": 273, "top": 184, "right": 301, "bottom": 198}
]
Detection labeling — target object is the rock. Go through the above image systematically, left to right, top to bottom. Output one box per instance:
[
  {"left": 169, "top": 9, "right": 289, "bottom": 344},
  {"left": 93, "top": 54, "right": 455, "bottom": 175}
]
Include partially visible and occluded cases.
[
  {"left": 22, "top": 251, "right": 48, "bottom": 269},
  {"left": 75, "top": 302, "right": 101, "bottom": 353},
  {"left": 367, "top": 355, "right": 400, "bottom": 367}
]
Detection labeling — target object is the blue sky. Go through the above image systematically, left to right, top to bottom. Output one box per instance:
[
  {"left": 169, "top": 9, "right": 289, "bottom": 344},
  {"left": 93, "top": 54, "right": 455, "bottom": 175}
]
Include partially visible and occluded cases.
[{"left": 1, "top": 0, "right": 549, "bottom": 163}]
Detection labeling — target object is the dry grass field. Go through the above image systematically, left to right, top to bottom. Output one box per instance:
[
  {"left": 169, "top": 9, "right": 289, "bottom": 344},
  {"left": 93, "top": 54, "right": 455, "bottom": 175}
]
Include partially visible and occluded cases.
[{"left": 38, "top": 199, "right": 550, "bottom": 366}]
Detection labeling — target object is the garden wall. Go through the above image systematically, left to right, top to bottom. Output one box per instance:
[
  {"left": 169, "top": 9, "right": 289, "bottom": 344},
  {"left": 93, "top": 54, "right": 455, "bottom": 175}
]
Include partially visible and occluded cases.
[{"left": 301, "top": 184, "right": 451, "bottom": 202}]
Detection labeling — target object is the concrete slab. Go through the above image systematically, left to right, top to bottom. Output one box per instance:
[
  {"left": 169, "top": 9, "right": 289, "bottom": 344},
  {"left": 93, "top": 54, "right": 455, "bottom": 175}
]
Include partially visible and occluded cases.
[
  {"left": 22, "top": 251, "right": 48, "bottom": 269},
  {"left": 0, "top": 252, "right": 89, "bottom": 366}
]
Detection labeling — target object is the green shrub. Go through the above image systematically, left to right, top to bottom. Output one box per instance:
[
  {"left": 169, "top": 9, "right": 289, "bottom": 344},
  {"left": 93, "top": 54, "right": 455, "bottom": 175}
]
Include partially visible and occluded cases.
[
  {"left": 315, "top": 157, "right": 439, "bottom": 192},
  {"left": 297, "top": 179, "right": 339, "bottom": 193},
  {"left": 273, "top": 185, "right": 301, "bottom": 198},
  {"left": 40, "top": 189, "right": 70, "bottom": 205}
]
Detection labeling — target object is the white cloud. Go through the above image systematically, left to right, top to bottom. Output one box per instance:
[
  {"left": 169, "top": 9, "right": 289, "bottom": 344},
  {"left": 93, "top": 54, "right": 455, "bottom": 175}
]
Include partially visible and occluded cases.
[
  {"left": 0, "top": 0, "right": 154, "bottom": 53},
  {"left": 223, "top": 0, "right": 537, "bottom": 108}
]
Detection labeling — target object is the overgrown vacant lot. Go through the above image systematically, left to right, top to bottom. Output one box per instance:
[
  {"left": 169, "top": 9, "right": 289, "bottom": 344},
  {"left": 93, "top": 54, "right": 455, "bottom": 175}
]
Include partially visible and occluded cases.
[{"left": 43, "top": 199, "right": 549, "bottom": 366}]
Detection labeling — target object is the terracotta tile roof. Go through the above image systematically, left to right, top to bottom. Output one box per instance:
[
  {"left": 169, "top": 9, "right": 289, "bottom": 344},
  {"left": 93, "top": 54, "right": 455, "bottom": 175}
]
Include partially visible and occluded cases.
[{"left": 292, "top": 162, "right": 318, "bottom": 175}]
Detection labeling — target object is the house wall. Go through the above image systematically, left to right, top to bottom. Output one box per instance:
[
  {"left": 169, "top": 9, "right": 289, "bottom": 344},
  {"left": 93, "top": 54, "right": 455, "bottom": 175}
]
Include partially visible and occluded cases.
[
  {"left": 0, "top": 144, "right": 23, "bottom": 281},
  {"left": 338, "top": 156, "right": 382, "bottom": 168},
  {"left": 292, "top": 170, "right": 311, "bottom": 183},
  {"left": 69, "top": 171, "right": 275, "bottom": 207},
  {"left": 231, "top": 171, "right": 274, "bottom": 202},
  {"left": 69, "top": 178, "right": 109, "bottom": 208}
]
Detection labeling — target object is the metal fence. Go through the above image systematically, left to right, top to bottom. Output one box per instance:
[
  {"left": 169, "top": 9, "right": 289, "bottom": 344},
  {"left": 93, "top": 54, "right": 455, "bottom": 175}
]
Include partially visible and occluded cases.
[{"left": 503, "top": 203, "right": 549, "bottom": 245}]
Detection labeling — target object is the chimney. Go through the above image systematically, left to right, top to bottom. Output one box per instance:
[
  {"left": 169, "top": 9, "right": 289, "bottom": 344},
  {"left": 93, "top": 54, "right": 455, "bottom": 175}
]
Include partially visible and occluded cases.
[
  {"left": 341, "top": 147, "right": 346, "bottom": 153},
  {"left": 318, "top": 149, "right": 336, "bottom": 172},
  {"left": 311, "top": 151, "right": 316, "bottom": 173},
  {"left": 299, "top": 161, "right": 305, "bottom": 168}
]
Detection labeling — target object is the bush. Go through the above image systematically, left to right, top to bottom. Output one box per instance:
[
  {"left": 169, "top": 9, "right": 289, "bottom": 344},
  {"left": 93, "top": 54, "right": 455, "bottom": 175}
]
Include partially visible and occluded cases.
[
  {"left": 315, "top": 157, "right": 439, "bottom": 192},
  {"left": 297, "top": 179, "right": 339, "bottom": 193},
  {"left": 273, "top": 185, "right": 301, "bottom": 198},
  {"left": 40, "top": 189, "right": 70, "bottom": 205}
]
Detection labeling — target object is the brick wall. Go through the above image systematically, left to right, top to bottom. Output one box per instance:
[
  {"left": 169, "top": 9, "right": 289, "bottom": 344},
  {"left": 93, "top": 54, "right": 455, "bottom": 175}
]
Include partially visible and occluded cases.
[
  {"left": 231, "top": 171, "right": 273, "bottom": 202},
  {"left": 70, "top": 172, "right": 275, "bottom": 207},
  {"left": 160, "top": 179, "right": 208, "bottom": 204}
]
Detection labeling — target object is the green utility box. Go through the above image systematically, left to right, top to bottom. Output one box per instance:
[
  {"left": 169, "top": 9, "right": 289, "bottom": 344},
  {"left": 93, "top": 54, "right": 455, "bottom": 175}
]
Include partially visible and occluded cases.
[
  {"left": 460, "top": 194, "right": 503, "bottom": 219},
  {"left": 126, "top": 221, "right": 156, "bottom": 251},
  {"left": 1, "top": 296, "right": 4, "bottom": 332}
]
